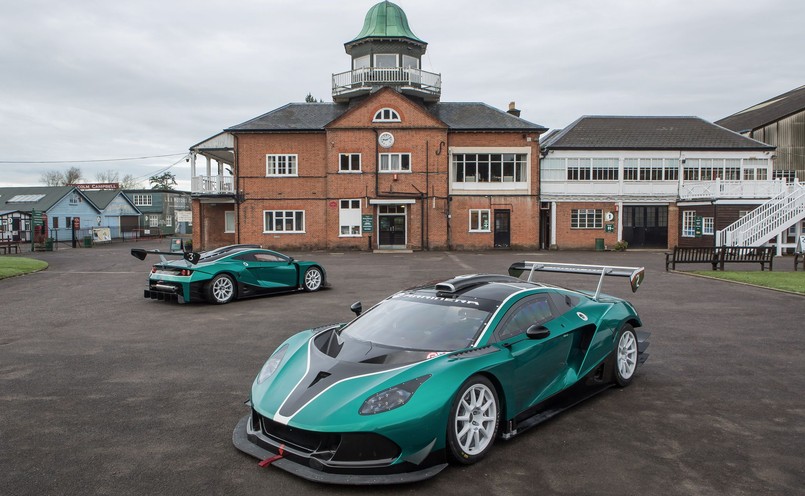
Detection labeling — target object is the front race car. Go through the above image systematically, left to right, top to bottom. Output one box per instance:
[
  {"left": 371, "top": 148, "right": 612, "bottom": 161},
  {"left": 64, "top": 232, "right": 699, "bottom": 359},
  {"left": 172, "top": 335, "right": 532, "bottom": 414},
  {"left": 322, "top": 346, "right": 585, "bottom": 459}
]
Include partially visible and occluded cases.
[{"left": 232, "top": 284, "right": 511, "bottom": 484}]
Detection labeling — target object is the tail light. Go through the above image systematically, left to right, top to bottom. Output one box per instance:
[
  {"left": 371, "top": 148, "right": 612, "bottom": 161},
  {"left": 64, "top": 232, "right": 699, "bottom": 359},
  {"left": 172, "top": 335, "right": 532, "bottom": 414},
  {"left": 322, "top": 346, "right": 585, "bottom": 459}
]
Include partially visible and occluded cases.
[
  {"left": 151, "top": 267, "right": 157, "bottom": 273},
  {"left": 179, "top": 269, "right": 192, "bottom": 276}
]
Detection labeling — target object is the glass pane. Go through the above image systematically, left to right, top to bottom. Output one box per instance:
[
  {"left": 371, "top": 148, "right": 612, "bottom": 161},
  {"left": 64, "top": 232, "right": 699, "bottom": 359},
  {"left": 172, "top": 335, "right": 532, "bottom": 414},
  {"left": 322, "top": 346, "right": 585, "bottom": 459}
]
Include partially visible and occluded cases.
[{"left": 375, "top": 54, "right": 397, "bottom": 67}]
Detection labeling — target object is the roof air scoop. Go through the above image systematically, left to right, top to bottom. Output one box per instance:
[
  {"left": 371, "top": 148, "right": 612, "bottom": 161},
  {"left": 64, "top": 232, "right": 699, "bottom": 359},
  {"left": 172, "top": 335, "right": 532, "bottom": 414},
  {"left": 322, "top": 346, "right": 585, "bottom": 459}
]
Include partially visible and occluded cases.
[{"left": 435, "top": 274, "right": 523, "bottom": 295}]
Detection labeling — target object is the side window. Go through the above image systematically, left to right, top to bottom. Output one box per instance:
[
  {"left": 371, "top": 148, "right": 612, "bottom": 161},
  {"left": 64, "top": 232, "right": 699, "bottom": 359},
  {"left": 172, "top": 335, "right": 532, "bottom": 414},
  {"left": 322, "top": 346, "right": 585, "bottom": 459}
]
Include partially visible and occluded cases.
[
  {"left": 233, "top": 253, "right": 257, "bottom": 262},
  {"left": 254, "top": 253, "right": 286, "bottom": 262},
  {"left": 497, "top": 296, "right": 554, "bottom": 341}
]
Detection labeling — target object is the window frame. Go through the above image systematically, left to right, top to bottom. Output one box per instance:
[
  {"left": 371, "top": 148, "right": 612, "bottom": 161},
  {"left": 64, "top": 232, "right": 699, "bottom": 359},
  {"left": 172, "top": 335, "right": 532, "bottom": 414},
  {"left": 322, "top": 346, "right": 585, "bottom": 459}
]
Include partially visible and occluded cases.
[
  {"left": 373, "top": 108, "right": 401, "bottom": 123},
  {"left": 339, "top": 153, "right": 362, "bottom": 173},
  {"left": 378, "top": 153, "right": 411, "bottom": 173},
  {"left": 266, "top": 154, "right": 298, "bottom": 177},
  {"left": 132, "top": 194, "right": 153, "bottom": 207},
  {"left": 339, "top": 199, "right": 362, "bottom": 237},
  {"left": 468, "top": 209, "right": 491, "bottom": 232},
  {"left": 570, "top": 209, "right": 603, "bottom": 229},
  {"left": 263, "top": 210, "right": 305, "bottom": 234},
  {"left": 224, "top": 211, "right": 235, "bottom": 233},
  {"left": 682, "top": 211, "right": 697, "bottom": 237},
  {"left": 702, "top": 217, "right": 714, "bottom": 235}
]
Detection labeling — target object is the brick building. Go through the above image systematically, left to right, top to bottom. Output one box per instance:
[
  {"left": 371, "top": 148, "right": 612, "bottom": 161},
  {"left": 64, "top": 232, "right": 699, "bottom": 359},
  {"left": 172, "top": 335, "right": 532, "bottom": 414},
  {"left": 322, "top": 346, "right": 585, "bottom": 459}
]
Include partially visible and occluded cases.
[{"left": 190, "top": 1, "right": 546, "bottom": 251}]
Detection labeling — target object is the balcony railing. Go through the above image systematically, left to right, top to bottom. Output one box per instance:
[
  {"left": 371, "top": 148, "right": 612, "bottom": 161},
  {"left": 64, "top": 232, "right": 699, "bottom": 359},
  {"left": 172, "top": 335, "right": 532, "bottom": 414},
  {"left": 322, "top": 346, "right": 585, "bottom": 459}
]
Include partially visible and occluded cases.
[
  {"left": 332, "top": 67, "right": 441, "bottom": 98},
  {"left": 191, "top": 175, "right": 233, "bottom": 195},
  {"left": 678, "top": 179, "right": 787, "bottom": 200}
]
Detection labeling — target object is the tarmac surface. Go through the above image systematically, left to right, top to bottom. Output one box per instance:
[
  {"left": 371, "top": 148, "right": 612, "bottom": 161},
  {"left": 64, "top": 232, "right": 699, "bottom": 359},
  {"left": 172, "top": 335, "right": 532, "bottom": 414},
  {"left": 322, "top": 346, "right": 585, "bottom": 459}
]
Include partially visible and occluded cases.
[{"left": 1, "top": 241, "right": 804, "bottom": 495}]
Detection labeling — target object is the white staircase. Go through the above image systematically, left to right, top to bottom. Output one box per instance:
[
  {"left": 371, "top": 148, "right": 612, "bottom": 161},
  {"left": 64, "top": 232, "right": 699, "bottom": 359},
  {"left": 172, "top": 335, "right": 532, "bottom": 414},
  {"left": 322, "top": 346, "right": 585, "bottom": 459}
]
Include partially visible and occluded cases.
[{"left": 717, "top": 179, "right": 805, "bottom": 249}]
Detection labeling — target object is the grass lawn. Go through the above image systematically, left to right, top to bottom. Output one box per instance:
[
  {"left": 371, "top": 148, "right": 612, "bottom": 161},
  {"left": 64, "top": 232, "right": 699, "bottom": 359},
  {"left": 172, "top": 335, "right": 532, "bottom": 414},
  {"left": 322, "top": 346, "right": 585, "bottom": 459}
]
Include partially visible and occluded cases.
[
  {"left": 0, "top": 257, "right": 48, "bottom": 280},
  {"left": 692, "top": 270, "right": 805, "bottom": 295}
]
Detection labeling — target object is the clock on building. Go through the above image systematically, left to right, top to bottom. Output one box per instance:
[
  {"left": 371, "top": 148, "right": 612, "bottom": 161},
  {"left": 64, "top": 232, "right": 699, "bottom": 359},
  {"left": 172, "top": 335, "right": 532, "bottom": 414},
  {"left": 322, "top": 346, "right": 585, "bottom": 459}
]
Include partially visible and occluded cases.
[{"left": 378, "top": 132, "right": 395, "bottom": 148}]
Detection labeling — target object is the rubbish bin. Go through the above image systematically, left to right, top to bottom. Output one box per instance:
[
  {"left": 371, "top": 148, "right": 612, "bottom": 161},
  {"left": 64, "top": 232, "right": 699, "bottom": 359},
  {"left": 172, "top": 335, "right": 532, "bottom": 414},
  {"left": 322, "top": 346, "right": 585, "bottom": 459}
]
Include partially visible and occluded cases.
[
  {"left": 83, "top": 235, "right": 93, "bottom": 248},
  {"left": 44, "top": 238, "right": 54, "bottom": 251},
  {"left": 595, "top": 238, "right": 605, "bottom": 251}
]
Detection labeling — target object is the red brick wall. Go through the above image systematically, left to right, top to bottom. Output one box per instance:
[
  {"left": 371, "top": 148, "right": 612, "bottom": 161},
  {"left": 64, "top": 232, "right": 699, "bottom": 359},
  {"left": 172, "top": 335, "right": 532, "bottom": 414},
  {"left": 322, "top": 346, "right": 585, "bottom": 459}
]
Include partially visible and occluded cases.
[
  {"left": 554, "top": 202, "right": 620, "bottom": 250},
  {"left": 192, "top": 203, "right": 235, "bottom": 249}
]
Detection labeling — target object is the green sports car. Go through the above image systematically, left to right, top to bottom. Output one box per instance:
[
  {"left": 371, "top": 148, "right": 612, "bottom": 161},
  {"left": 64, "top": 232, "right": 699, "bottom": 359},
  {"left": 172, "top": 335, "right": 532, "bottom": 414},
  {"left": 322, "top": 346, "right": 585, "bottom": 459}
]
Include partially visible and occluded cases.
[
  {"left": 131, "top": 244, "right": 326, "bottom": 304},
  {"left": 233, "top": 261, "right": 649, "bottom": 484}
]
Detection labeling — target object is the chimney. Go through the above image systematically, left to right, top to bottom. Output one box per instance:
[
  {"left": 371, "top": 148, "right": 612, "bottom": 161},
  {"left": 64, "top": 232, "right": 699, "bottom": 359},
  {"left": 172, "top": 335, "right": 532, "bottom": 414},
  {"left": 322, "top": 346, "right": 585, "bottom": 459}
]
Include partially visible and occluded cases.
[{"left": 507, "top": 101, "right": 521, "bottom": 117}]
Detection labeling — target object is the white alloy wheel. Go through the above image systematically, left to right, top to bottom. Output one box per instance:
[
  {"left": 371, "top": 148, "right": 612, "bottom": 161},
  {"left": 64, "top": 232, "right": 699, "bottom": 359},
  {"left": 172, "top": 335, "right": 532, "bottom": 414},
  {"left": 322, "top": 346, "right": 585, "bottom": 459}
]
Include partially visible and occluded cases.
[
  {"left": 303, "top": 267, "right": 323, "bottom": 292},
  {"left": 208, "top": 274, "right": 236, "bottom": 304},
  {"left": 617, "top": 328, "right": 638, "bottom": 381},
  {"left": 453, "top": 383, "right": 498, "bottom": 456}
]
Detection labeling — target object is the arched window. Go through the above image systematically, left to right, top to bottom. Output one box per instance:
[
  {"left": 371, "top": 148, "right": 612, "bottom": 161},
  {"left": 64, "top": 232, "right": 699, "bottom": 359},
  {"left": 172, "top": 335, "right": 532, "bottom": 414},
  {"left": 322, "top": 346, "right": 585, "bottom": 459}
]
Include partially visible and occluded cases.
[{"left": 373, "top": 108, "right": 401, "bottom": 122}]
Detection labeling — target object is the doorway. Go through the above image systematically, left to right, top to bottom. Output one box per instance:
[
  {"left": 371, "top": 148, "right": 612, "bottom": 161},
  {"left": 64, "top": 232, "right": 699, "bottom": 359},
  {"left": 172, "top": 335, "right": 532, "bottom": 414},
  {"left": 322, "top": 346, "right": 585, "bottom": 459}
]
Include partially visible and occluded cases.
[
  {"left": 378, "top": 205, "right": 406, "bottom": 249},
  {"left": 622, "top": 205, "right": 668, "bottom": 248},
  {"left": 494, "top": 210, "right": 511, "bottom": 248}
]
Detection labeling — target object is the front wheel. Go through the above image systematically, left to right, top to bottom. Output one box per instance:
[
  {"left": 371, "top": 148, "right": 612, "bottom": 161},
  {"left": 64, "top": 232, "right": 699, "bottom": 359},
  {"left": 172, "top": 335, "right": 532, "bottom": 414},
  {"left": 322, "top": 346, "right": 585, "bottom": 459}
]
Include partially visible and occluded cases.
[
  {"left": 302, "top": 267, "right": 323, "bottom": 292},
  {"left": 206, "top": 274, "right": 236, "bottom": 304},
  {"left": 613, "top": 324, "right": 638, "bottom": 387},
  {"left": 447, "top": 375, "right": 500, "bottom": 465}
]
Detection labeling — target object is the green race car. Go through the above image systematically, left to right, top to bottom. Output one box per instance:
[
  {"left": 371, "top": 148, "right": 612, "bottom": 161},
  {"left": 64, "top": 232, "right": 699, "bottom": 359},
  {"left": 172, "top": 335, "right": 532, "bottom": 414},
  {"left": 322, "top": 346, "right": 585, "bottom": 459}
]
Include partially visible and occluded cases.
[
  {"left": 131, "top": 244, "right": 326, "bottom": 304},
  {"left": 233, "top": 261, "right": 649, "bottom": 484}
]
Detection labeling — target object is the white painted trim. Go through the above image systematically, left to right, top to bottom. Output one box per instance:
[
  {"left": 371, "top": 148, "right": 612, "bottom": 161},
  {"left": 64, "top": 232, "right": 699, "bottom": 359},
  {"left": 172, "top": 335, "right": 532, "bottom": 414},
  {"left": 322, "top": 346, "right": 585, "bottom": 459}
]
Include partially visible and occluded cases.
[{"left": 369, "top": 199, "right": 416, "bottom": 205}]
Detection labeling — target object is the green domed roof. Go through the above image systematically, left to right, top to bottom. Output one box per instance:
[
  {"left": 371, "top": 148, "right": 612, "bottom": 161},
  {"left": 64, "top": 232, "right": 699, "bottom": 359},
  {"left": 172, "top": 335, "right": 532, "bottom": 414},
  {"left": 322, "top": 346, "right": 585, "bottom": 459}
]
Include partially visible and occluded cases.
[{"left": 349, "top": 1, "right": 425, "bottom": 45}]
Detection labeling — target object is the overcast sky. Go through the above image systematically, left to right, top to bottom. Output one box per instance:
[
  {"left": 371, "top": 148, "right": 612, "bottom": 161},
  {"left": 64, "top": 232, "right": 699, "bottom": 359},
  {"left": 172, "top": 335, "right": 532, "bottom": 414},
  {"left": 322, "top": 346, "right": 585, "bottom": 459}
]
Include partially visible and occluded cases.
[{"left": 1, "top": 0, "right": 802, "bottom": 189}]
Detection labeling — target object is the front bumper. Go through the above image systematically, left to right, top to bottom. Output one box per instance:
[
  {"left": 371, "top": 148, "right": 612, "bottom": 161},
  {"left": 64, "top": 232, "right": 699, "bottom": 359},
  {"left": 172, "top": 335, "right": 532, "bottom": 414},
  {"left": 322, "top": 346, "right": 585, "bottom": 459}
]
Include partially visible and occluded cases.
[{"left": 232, "top": 414, "right": 447, "bottom": 485}]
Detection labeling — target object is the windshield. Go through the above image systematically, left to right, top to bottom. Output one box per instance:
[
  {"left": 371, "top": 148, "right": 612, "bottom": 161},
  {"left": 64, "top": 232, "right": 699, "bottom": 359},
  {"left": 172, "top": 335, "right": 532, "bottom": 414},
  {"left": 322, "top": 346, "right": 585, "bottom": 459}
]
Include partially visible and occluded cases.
[{"left": 342, "top": 292, "right": 494, "bottom": 351}]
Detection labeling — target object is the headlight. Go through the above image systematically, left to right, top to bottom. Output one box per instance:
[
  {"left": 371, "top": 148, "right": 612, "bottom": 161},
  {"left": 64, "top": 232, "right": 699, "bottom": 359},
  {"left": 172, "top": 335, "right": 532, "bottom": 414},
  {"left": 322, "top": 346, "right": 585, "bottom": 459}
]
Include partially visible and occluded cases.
[
  {"left": 257, "top": 344, "right": 288, "bottom": 384},
  {"left": 359, "top": 375, "right": 431, "bottom": 415}
]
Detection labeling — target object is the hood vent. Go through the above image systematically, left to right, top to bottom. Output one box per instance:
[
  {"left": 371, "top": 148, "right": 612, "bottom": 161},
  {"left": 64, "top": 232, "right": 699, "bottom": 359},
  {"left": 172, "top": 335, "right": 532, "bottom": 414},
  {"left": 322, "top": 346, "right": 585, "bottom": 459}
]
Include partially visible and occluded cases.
[{"left": 309, "top": 371, "right": 331, "bottom": 388}]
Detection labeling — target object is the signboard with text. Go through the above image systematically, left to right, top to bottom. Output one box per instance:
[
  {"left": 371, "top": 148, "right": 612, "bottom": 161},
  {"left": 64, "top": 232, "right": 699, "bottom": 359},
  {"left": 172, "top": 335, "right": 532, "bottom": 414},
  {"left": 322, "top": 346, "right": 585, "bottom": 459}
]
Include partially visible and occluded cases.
[{"left": 362, "top": 214, "right": 374, "bottom": 233}]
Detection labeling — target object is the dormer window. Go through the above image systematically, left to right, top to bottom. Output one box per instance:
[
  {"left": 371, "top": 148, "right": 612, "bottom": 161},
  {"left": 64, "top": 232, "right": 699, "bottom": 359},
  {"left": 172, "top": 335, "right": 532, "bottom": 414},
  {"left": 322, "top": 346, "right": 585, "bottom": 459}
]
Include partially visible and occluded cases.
[{"left": 374, "top": 108, "right": 401, "bottom": 122}]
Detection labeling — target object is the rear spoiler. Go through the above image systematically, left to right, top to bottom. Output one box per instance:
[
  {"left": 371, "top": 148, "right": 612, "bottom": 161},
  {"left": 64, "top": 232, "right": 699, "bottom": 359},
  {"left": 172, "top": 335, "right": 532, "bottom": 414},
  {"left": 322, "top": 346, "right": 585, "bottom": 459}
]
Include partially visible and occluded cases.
[
  {"left": 131, "top": 248, "right": 201, "bottom": 265},
  {"left": 508, "top": 261, "right": 645, "bottom": 300}
]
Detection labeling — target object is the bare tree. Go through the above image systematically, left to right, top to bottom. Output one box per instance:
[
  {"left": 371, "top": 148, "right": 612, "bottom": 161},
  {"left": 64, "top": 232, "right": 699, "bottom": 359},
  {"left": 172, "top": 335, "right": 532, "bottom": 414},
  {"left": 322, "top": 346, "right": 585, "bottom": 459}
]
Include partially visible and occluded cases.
[
  {"left": 64, "top": 166, "right": 83, "bottom": 185},
  {"left": 40, "top": 167, "right": 84, "bottom": 186},
  {"left": 95, "top": 169, "right": 120, "bottom": 183},
  {"left": 41, "top": 170, "right": 65, "bottom": 186},
  {"left": 120, "top": 174, "right": 141, "bottom": 189}
]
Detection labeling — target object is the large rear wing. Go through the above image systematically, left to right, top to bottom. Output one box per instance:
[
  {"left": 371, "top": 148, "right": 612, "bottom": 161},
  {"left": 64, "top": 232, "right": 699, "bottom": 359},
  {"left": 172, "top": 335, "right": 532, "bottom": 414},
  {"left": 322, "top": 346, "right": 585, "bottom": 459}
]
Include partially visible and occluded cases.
[
  {"left": 131, "top": 248, "right": 201, "bottom": 265},
  {"left": 508, "top": 261, "right": 645, "bottom": 300}
]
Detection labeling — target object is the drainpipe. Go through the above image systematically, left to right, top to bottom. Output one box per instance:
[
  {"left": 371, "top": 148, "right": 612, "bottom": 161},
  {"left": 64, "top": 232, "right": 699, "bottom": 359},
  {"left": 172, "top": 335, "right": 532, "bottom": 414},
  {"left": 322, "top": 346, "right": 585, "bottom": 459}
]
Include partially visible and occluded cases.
[{"left": 234, "top": 134, "right": 240, "bottom": 245}]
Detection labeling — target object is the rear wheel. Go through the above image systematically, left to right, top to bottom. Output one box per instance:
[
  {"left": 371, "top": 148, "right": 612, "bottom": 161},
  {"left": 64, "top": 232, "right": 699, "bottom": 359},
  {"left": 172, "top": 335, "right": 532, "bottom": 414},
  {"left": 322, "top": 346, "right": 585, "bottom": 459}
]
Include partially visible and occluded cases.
[
  {"left": 303, "top": 267, "right": 323, "bottom": 292},
  {"left": 206, "top": 274, "right": 236, "bottom": 304},
  {"left": 613, "top": 324, "right": 638, "bottom": 387},
  {"left": 447, "top": 375, "right": 500, "bottom": 464}
]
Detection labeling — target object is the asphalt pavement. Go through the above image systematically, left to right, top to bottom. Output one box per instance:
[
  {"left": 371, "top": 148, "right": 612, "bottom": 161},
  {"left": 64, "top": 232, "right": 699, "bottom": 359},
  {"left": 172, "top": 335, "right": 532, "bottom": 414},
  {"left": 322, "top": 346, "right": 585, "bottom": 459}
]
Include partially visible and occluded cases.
[{"left": 1, "top": 241, "right": 803, "bottom": 495}]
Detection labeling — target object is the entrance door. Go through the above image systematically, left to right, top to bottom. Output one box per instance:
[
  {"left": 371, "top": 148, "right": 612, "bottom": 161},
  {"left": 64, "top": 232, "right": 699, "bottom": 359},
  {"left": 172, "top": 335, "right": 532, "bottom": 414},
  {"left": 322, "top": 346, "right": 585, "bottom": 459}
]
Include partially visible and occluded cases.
[
  {"left": 378, "top": 205, "right": 407, "bottom": 248},
  {"left": 622, "top": 206, "right": 668, "bottom": 248},
  {"left": 494, "top": 210, "right": 511, "bottom": 248}
]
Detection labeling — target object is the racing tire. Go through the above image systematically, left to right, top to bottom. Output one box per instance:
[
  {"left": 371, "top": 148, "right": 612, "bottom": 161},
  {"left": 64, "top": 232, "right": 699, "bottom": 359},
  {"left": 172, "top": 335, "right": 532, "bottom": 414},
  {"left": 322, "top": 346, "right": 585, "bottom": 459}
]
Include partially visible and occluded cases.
[
  {"left": 302, "top": 267, "right": 323, "bottom": 292},
  {"left": 206, "top": 274, "right": 237, "bottom": 304},
  {"left": 613, "top": 324, "right": 638, "bottom": 387},
  {"left": 447, "top": 375, "right": 500, "bottom": 465}
]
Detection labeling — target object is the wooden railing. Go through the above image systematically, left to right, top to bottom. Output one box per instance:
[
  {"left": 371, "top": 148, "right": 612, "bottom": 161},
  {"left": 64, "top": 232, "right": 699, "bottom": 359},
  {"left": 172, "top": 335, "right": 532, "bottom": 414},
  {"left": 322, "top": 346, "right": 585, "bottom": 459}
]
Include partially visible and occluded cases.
[{"left": 191, "top": 176, "right": 234, "bottom": 194}]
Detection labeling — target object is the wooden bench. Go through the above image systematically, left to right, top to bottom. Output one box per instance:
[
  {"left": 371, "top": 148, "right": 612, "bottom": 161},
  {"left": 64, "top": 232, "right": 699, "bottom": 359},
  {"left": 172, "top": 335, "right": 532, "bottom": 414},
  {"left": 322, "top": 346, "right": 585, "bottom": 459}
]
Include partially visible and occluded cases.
[
  {"left": 0, "top": 239, "right": 21, "bottom": 254},
  {"left": 666, "top": 246, "right": 774, "bottom": 271}
]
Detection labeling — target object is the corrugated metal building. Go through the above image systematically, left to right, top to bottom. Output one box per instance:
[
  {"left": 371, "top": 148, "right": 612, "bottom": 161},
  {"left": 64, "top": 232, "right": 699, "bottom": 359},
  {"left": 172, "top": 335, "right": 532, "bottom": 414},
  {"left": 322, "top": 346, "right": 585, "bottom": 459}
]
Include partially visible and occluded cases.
[{"left": 716, "top": 85, "right": 805, "bottom": 181}]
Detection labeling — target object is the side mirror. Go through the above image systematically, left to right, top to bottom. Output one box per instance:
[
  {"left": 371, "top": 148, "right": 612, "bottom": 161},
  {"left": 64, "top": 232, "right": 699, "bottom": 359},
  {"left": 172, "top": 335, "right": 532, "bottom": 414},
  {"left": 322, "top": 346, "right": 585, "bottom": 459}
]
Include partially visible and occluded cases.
[
  {"left": 287, "top": 257, "right": 295, "bottom": 264},
  {"left": 350, "top": 301, "right": 362, "bottom": 317},
  {"left": 526, "top": 324, "right": 550, "bottom": 340}
]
